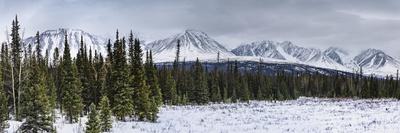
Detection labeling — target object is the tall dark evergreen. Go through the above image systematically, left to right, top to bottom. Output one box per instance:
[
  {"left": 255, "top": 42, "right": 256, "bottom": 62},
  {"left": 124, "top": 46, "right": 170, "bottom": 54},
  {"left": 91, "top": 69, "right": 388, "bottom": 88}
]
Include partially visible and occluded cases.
[
  {"left": 10, "top": 15, "right": 23, "bottom": 121},
  {"left": 111, "top": 31, "right": 133, "bottom": 121},
  {"left": 35, "top": 32, "right": 42, "bottom": 62},
  {"left": 128, "top": 32, "right": 151, "bottom": 121},
  {"left": 61, "top": 35, "right": 84, "bottom": 123},
  {"left": 77, "top": 36, "right": 98, "bottom": 112},
  {"left": 103, "top": 39, "right": 114, "bottom": 104},
  {"left": 173, "top": 39, "right": 180, "bottom": 70},
  {"left": 145, "top": 50, "right": 162, "bottom": 106},
  {"left": 145, "top": 50, "right": 162, "bottom": 122},
  {"left": 190, "top": 58, "right": 209, "bottom": 104},
  {"left": 163, "top": 70, "right": 177, "bottom": 105}
]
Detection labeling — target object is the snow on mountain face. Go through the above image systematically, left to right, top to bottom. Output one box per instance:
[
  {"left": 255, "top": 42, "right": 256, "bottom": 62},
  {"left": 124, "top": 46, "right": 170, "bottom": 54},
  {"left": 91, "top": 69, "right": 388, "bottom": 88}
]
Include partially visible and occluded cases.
[
  {"left": 24, "top": 28, "right": 107, "bottom": 59},
  {"left": 145, "top": 29, "right": 234, "bottom": 62},
  {"left": 231, "top": 40, "right": 285, "bottom": 60},
  {"left": 232, "top": 40, "right": 400, "bottom": 75},
  {"left": 232, "top": 41, "right": 345, "bottom": 66},
  {"left": 278, "top": 41, "right": 321, "bottom": 62},
  {"left": 277, "top": 42, "right": 350, "bottom": 70},
  {"left": 323, "top": 47, "right": 349, "bottom": 65},
  {"left": 352, "top": 49, "right": 400, "bottom": 74}
]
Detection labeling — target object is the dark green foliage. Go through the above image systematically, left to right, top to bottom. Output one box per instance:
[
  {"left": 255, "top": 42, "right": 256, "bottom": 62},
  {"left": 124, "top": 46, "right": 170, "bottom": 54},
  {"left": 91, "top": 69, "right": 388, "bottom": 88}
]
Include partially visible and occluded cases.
[
  {"left": 10, "top": 15, "right": 22, "bottom": 121},
  {"left": 111, "top": 31, "right": 133, "bottom": 121},
  {"left": 128, "top": 34, "right": 151, "bottom": 121},
  {"left": 61, "top": 35, "right": 84, "bottom": 123},
  {"left": 77, "top": 36, "right": 98, "bottom": 113},
  {"left": 103, "top": 39, "right": 114, "bottom": 105},
  {"left": 52, "top": 47, "right": 63, "bottom": 111},
  {"left": 19, "top": 49, "right": 54, "bottom": 132},
  {"left": 145, "top": 51, "right": 163, "bottom": 106},
  {"left": 145, "top": 51, "right": 162, "bottom": 122},
  {"left": 189, "top": 58, "right": 209, "bottom": 104},
  {"left": 0, "top": 68, "right": 8, "bottom": 132},
  {"left": 162, "top": 70, "right": 177, "bottom": 105},
  {"left": 209, "top": 71, "right": 222, "bottom": 102},
  {"left": 238, "top": 76, "right": 250, "bottom": 102},
  {"left": 99, "top": 96, "right": 112, "bottom": 132},
  {"left": 148, "top": 98, "right": 159, "bottom": 122},
  {"left": 85, "top": 103, "right": 101, "bottom": 133}
]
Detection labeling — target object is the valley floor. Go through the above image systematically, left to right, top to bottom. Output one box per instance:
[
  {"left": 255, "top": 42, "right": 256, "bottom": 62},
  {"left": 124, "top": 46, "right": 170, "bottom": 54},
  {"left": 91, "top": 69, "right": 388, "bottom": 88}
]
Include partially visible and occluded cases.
[{"left": 7, "top": 97, "right": 400, "bottom": 133}]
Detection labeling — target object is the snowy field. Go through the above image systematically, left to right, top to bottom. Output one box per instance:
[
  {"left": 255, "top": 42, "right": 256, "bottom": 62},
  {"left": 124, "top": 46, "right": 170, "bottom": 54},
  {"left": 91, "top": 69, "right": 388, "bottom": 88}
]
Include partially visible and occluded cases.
[{"left": 7, "top": 97, "right": 400, "bottom": 133}]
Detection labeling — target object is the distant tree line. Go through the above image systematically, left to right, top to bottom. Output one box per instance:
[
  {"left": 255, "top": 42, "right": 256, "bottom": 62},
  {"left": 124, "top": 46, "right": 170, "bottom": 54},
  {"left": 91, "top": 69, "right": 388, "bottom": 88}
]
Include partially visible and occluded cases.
[{"left": 0, "top": 16, "right": 399, "bottom": 133}]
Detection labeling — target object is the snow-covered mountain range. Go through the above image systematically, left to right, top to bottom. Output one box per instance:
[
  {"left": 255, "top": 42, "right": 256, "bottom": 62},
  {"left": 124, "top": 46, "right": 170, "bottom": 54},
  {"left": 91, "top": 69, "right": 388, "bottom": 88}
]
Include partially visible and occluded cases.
[
  {"left": 21, "top": 28, "right": 400, "bottom": 76},
  {"left": 231, "top": 40, "right": 400, "bottom": 75}
]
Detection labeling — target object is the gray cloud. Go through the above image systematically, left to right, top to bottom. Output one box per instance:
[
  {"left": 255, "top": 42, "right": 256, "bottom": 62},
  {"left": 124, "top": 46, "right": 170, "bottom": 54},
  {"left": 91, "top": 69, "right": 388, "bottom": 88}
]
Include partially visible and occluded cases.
[{"left": 1, "top": 0, "right": 400, "bottom": 57}]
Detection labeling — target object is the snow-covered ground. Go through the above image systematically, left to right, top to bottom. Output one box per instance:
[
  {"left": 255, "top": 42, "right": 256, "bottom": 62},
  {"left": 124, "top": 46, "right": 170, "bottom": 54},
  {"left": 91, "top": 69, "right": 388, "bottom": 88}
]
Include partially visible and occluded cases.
[{"left": 7, "top": 97, "right": 400, "bottom": 133}]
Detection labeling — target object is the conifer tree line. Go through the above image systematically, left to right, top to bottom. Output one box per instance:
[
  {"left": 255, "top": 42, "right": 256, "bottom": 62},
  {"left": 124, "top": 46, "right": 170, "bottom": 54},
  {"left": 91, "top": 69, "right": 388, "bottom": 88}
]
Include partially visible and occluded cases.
[
  {"left": 0, "top": 16, "right": 160, "bottom": 132},
  {"left": 1, "top": 16, "right": 400, "bottom": 132},
  {"left": 164, "top": 54, "right": 400, "bottom": 104}
]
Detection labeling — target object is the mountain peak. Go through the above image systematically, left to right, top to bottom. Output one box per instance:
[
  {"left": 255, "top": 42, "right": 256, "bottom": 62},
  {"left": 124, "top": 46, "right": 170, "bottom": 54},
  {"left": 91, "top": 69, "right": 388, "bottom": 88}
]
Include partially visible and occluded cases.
[
  {"left": 24, "top": 28, "right": 107, "bottom": 60},
  {"left": 43, "top": 28, "right": 86, "bottom": 34},
  {"left": 146, "top": 29, "right": 233, "bottom": 62},
  {"left": 184, "top": 29, "right": 207, "bottom": 35},
  {"left": 325, "top": 47, "right": 347, "bottom": 53},
  {"left": 354, "top": 48, "right": 397, "bottom": 69},
  {"left": 363, "top": 48, "right": 385, "bottom": 55}
]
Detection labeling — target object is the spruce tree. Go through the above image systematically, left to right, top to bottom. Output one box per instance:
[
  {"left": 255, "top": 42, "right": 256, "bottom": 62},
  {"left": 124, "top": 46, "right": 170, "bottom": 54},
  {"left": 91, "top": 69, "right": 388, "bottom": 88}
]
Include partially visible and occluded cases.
[
  {"left": 10, "top": 15, "right": 22, "bottom": 121},
  {"left": 111, "top": 31, "right": 133, "bottom": 121},
  {"left": 61, "top": 35, "right": 84, "bottom": 123},
  {"left": 129, "top": 35, "right": 151, "bottom": 121},
  {"left": 103, "top": 39, "right": 114, "bottom": 105},
  {"left": 52, "top": 47, "right": 63, "bottom": 110},
  {"left": 87, "top": 49, "right": 98, "bottom": 106},
  {"left": 145, "top": 50, "right": 162, "bottom": 106},
  {"left": 145, "top": 51, "right": 162, "bottom": 122},
  {"left": 95, "top": 53, "right": 107, "bottom": 104},
  {"left": 19, "top": 54, "right": 54, "bottom": 132},
  {"left": 191, "top": 58, "right": 209, "bottom": 104},
  {"left": 163, "top": 71, "right": 177, "bottom": 105},
  {"left": 210, "top": 71, "right": 222, "bottom": 102},
  {"left": 99, "top": 96, "right": 112, "bottom": 132},
  {"left": 148, "top": 98, "right": 159, "bottom": 122},
  {"left": 85, "top": 103, "right": 101, "bottom": 133}
]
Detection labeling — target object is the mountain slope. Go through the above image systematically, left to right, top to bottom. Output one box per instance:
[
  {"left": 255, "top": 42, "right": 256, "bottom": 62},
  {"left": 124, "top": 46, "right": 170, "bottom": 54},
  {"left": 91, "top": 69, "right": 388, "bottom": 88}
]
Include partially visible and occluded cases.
[
  {"left": 24, "top": 28, "right": 107, "bottom": 59},
  {"left": 145, "top": 29, "right": 234, "bottom": 62},
  {"left": 231, "top": 40, "right": 286, "bottom": 60},
  {"left": 232, "top": 40, "right": 400, "bottom": 75},
  {"left": 231, "top": 41, "right": 347, "bottom": 69},
  {"left": 353, "top": 49, "right": 400, "bottom": 74}
]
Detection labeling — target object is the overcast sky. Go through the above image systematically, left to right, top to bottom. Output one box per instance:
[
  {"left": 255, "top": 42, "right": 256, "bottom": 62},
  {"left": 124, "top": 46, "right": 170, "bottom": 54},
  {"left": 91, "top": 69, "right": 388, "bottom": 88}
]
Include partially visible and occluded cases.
[{"left": 1, "top": 0, "right": 400, "bottom": 57}]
